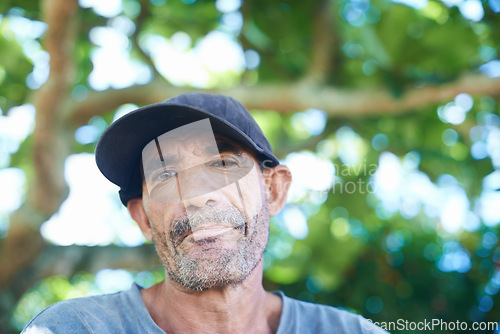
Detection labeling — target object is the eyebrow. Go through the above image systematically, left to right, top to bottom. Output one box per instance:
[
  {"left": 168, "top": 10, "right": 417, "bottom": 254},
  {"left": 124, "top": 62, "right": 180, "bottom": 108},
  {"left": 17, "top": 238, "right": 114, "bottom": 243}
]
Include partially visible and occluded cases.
[
  {"left": 143, "top": 140, "right": 242, "bottom": 173},
  {"left": 143, "top": 140, "right": 179, "bottom": 174},
  {"left": 205, "top": 141, "right": 242, "bottom": 156}
]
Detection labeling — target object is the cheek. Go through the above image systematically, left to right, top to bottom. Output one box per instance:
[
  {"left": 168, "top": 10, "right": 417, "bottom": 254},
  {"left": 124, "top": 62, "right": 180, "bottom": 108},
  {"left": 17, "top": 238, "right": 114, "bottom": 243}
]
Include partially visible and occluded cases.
[
  {"left": 222, "top": 167, "right": 265, "bottom": 214},
  {"left": 144, "top": 201, "right": 178, "bottom": 237},
  {"left": 150, "top": 224, "right": 168, "bottom": 246}
]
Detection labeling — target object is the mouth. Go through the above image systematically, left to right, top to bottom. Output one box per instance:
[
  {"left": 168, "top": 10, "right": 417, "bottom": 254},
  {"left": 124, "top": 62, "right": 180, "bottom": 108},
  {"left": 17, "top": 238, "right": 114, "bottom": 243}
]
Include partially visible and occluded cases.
[
  {"left": 176, "top": 225, "right": 240, "bottom": 245},
  {"left": 190, "top": 226, "right": 234, "bottom": 241}
]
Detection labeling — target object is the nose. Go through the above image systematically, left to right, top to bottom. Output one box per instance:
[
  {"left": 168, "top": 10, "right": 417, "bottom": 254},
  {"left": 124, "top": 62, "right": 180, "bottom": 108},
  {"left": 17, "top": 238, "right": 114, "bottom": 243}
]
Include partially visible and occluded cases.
[
  {"left": 177, "top": 164, "right": 224, "bottom": 208},
  {"left": 182, "top": 192, "right": 218, "bottom": 210}
]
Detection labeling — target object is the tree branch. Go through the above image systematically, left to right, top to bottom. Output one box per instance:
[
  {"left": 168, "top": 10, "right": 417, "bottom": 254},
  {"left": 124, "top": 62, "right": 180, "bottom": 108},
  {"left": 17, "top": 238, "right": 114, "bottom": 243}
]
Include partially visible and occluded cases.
[
  {"left": 0, "top": 0, "right": 79, "bottom": 288},
  {"left": 31, "top": 0, "right": 78, "bottom": 214},
  {"left": 131, "top": 0, "right": 164, "bottom": 80},
  {"left": 303, "top": 0, "right": 336, "bottom": 84},
  {"left": 67, "top": 73, "right": 500, "bottom": 127},
  {"left": 4, "top": 244, "right": 161, "bottom": 317},
  {"left": 33, "top": 244, "right": 161, "bottom": 279}
]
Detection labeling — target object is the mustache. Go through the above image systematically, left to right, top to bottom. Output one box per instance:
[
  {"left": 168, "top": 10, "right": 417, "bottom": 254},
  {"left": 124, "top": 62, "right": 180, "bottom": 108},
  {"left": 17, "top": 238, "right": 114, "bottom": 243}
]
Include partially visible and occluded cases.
[{"left": 170, "top": 205, "right": 246, "bottom": 243}]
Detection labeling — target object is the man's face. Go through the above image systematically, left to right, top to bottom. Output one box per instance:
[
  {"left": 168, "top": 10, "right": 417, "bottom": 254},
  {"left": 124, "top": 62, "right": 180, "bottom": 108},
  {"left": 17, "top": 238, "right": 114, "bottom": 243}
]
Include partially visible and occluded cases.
[{"left": 140, "top": 122, "right": 270, "bottom": 291}]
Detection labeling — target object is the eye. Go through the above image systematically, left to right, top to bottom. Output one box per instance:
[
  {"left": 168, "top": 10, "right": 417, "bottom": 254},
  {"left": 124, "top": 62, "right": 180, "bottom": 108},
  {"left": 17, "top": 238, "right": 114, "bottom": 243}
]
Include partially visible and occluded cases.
[
  {"left": 210, "top": 158, "right": 238, "bottom": 168},
  {"left": 152, "top": 169, "right": 177, "bottom": 182}
]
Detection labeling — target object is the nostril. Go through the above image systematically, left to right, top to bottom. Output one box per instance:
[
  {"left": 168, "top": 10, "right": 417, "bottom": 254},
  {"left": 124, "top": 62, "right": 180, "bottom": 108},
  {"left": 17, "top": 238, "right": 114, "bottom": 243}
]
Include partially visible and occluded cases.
[{"left": 187, "top": 199, "right": 215, "bottom": 211}]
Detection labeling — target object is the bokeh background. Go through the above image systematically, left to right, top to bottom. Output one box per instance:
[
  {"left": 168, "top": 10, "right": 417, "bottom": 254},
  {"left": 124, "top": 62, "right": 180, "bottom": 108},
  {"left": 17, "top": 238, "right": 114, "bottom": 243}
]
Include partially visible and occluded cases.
[{"left": 1, "top": 0, "right": 500, "bottom": 332}]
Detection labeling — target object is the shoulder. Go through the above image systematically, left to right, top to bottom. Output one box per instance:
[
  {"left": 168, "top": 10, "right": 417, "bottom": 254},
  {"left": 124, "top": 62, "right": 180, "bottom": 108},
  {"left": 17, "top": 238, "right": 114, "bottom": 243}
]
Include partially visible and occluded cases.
[
  {"left": 22, "top": 284, "right": 149, "bottom": 334},
  {"left": 275, "top": 292, "right": 389, "bottom": 334},
  {"left": 22, "top": 297, "right": 100, "bottom": 333}
]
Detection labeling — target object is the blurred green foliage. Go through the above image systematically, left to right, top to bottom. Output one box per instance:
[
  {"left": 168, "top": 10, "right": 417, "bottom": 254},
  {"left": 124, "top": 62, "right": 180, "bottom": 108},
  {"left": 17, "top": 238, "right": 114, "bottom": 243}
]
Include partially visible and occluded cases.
[
  {"left": 1, "top": 0, "right": 500, "bottom": 333},
  {"left": 260, "top": 99, "right": 500, "bottom": 329}
]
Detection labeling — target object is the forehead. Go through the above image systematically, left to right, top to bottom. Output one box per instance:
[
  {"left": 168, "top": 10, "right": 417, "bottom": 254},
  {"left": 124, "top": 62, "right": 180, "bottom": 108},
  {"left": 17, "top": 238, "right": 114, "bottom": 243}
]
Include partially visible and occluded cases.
[
  {"left": 142, "top": 129, "right": 254, "bottom": 170},
  {"left": 158, "top": 133, "right": 245, "bottom": 157}
]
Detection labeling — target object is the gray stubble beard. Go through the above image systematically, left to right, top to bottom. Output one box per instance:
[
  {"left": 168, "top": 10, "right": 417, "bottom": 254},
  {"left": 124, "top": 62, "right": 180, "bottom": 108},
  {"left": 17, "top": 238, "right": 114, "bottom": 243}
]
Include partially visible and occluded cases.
[{"left": 152, "top": 204, "right": 269, "bottom": 291}]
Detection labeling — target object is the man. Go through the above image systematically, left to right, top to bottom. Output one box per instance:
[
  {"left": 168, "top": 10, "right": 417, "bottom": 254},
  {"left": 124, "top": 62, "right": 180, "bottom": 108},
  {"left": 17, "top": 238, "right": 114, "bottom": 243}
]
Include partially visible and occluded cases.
[{"left": 23, "top": 93, "right": 386, "bottom": 333}]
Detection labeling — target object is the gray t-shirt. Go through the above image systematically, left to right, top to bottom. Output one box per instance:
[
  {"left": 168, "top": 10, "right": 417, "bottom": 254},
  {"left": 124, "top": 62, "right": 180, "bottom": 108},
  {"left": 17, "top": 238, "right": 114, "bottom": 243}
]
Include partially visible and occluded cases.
[{"left": 22, "top": 284, "right": 387, "bottom": 333}]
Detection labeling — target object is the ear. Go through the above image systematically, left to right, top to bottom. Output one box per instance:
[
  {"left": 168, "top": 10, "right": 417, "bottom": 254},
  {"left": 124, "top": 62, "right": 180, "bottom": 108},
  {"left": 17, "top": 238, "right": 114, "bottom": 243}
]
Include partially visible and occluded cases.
[
  {"left": 263, "top": 165, "right": 292, "bottom": 217},
  {"left": 127, "top": 198, "right": 153, "bottom": 241}
]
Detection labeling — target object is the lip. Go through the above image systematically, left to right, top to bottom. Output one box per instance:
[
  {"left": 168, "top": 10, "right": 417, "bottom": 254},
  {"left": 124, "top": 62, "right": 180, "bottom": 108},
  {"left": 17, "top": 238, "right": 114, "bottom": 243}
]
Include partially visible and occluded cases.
[{"left": 186, "top": 226, "right": 234, "bottom": 242}]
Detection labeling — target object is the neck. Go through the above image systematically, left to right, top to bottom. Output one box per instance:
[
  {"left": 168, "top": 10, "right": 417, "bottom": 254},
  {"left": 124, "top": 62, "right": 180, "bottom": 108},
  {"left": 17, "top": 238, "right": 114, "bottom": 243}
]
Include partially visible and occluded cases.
[{"left": 140, "top": 263, "right": 282, "bottom": 334}]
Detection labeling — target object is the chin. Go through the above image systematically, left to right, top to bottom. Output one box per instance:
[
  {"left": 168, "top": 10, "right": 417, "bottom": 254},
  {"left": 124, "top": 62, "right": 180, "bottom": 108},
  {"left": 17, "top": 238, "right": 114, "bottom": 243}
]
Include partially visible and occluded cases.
[{"left": 167, "top": 248, "right": 263, "bottom": 291}]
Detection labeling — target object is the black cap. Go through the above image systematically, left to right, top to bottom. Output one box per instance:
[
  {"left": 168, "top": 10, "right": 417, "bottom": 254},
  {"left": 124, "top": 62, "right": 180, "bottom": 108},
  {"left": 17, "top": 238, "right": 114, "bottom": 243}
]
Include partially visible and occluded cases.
[{"left": 95, "top": 93, "right": 279, "bottom": 206}]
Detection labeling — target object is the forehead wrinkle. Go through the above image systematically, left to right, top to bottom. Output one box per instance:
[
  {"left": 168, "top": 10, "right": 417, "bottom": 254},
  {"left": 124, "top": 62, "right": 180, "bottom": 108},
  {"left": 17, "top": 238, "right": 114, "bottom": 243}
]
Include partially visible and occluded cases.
[
  {"left": 143, "top": 134, "right": 247, "bottom": 174},
  {"left": 144, "top": 138, "right": 216, "bottom": 173},
  {"left": 164, "top": 138, "right": 241, "bottom": 161},
  {"left": 205, "top": 141, "right": 242, "bottom": 156},
  {"left": 143, "top": 152, "right": 179, "bottom": 173}
]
